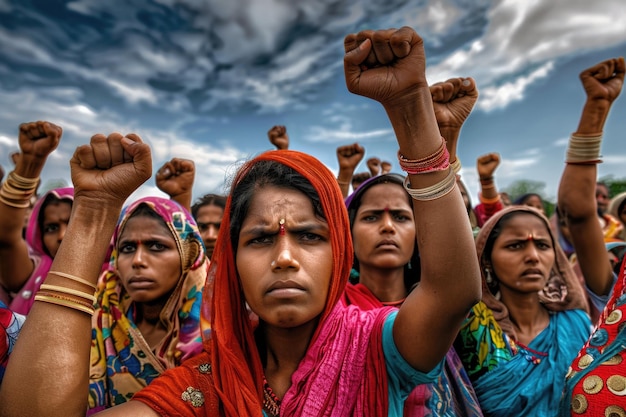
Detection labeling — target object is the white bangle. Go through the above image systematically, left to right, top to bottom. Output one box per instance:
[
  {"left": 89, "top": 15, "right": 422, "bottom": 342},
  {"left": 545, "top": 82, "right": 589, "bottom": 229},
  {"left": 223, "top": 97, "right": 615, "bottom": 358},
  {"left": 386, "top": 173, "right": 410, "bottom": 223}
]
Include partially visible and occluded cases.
[
  {"left": 565, "top": 133, "right": 603, "bottom": 163},
  {"left": 403, "top": 168, "right": 457, "bottom": 201}
]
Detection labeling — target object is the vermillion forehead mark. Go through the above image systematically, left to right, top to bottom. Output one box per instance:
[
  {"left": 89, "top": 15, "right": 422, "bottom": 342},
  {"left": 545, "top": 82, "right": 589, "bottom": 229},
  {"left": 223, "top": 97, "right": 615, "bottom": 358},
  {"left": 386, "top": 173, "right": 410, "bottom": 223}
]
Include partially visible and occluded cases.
[
  {"left": 384, "top": 206, "right": 390, "bottom": 212},
  {"left": 279, "top": 218, "right": 286, "bottom": 236},
  {"left": 526, "top": 234, "right": 535, "bottom": 241}
]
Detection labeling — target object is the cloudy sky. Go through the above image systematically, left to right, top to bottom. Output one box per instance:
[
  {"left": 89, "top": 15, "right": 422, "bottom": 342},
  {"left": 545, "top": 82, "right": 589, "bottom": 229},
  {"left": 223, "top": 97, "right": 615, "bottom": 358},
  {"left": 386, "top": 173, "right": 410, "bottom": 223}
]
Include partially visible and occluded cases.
[{"left": 1, "top": 0, "right": 625, "bottom": 205}]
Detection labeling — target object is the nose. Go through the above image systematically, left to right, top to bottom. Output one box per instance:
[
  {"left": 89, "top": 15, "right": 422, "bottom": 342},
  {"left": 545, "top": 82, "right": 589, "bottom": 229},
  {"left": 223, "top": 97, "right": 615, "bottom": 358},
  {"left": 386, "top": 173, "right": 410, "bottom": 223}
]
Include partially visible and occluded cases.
[
  {"left": 381, "top": 212, "right": 396, "bottom": 233},
  {"left": 207, "top": 225, "right": 219, "bottom": 241},
  {"left": 271, "top": 238, "right": 300, "bottom": 271},
  {"left": 524, "top": 243, "right": 540, "bottom": 263},
  {"left": 132, "top": 245, "right": 147, "bottom": 268}
]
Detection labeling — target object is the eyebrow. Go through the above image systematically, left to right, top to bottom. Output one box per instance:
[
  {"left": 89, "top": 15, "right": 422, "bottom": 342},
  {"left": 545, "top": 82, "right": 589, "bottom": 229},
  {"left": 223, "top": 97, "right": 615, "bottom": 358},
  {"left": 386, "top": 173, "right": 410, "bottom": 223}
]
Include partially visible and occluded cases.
[{"left": 240, "top": 221, "right": 328, "bottom": 237}]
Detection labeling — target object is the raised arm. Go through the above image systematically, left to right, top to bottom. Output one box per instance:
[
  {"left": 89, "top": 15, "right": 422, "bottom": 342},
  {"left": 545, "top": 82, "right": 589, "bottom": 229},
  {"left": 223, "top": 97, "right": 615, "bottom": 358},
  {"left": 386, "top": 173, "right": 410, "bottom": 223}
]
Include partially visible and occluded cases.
[
  {"left": 343, "top": 27, "right": 481, "bottom": 372},
  {"left": 557, "top": 57, "right": 625, "bottom": 297},
  {"left": 431, "top": 76, "right": 478, "bottom": 172},
  {"left": 0, "top": 121, "right": 61, "bottom": 292},
  {"left": 0, "top": 133, "right": 153, "bottom": 417},
  {"left": 336, "top": 142, "right": 365, "bottom": 197},
  {"left": 155, "top": 157, "right": 196, "bottom": 212}
]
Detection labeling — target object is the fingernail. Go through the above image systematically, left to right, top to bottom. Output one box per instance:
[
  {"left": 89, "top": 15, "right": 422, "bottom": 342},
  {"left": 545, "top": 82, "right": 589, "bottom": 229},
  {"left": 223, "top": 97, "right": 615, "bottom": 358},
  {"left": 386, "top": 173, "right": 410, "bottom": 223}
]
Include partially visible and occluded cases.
[{"left": 462, "top": 79, "right": 471, "bottom": 86}]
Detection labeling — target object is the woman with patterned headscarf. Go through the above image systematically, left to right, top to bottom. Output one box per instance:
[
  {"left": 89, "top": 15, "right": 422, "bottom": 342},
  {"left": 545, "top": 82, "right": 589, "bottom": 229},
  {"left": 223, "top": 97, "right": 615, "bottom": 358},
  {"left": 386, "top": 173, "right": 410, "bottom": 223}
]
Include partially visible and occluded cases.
[
  {"left": 88, "top": 196, "right": 207, "bottom": 413},
  {"left": 455, "top": 206, "right": 591, "bottom": 416}
]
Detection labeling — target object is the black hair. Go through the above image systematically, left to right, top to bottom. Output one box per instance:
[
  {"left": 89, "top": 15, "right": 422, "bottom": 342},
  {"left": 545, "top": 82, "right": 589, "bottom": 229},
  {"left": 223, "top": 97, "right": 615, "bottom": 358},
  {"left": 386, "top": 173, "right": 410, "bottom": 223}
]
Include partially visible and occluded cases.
[{"left": 191, "top": 193, "right": 227, "bottom": 219}]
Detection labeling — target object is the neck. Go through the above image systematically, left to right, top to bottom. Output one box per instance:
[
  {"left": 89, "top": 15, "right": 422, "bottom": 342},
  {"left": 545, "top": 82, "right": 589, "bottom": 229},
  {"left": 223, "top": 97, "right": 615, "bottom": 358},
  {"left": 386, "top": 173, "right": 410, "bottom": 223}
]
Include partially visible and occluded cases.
[
  {"left": 358, "top": 266, "right": 408, "bottom": 303},
  {"left": 500, "top": 291, "right": 550, "bottom": 345},
  {"left": 261, "top": 318, "right": 319, "bottom": 400}
]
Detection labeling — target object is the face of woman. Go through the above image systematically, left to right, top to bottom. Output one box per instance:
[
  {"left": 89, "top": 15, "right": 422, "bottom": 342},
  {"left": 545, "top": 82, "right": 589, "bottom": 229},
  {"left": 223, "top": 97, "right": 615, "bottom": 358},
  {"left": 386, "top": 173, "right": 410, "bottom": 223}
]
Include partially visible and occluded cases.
[
  {"left": 352, "top": 183, "right": 415, "bottom": 271},
  {"left": 236, "top": 185, "right": 332, "bottom": 329},
  {"left": 522, "top": 195, "right": 544, "bottom": 214},
  {"left": 42, "top": 201, "right": 72, "bottom": 258},
  {"left": 489, "top": 213, "right": 555, "bottom": 296},
  {"left": 116, "top": 215, "right": 182, "bottom": 303}
]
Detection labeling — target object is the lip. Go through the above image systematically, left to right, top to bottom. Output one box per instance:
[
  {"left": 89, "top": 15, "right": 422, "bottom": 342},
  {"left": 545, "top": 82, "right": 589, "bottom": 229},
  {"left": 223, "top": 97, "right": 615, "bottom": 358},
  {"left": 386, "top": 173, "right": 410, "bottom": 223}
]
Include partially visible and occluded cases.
[
  {"left": 376, "top": 239, "right": 398, "bottom": 248},
  {"left": 521, "top": 269, "right": 544, "bottom": 279},
  {"left": 127, "top": 277, "right": 155, "bottom": 289},
  {"left": 267, "top": 280, "right": 306, "bottom": 297}
]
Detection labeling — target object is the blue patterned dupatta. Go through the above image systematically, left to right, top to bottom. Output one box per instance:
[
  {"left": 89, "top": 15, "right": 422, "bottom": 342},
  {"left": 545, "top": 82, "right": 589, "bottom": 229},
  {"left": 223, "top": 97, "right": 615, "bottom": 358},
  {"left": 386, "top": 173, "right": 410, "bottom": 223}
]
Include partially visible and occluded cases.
[
  {"left": 457, "top": 206, "right": 593, "bottom": 417},
  {"left": 457, "top": 302, "right": 590, "bottom": 416}
]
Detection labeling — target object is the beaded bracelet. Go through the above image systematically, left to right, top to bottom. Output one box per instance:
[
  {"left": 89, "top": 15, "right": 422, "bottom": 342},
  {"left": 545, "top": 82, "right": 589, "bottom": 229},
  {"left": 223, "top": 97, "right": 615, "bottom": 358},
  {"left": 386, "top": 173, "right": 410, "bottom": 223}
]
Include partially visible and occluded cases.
[
  {"left": 565, "top": 133, "right": 603, "bottom": 164},
  {"left": 398, "top": 137, "right": 450, "bottom": 175},
  {"left": 402, "top": 168, "right": 457, "bottom": 201}
]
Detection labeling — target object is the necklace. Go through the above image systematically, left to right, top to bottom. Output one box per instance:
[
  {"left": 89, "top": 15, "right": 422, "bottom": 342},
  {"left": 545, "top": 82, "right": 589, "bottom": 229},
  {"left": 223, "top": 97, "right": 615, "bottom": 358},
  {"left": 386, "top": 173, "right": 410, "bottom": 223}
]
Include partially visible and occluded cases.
[{"left": 263, "top": 378, "right": 281, "bottom": 416}]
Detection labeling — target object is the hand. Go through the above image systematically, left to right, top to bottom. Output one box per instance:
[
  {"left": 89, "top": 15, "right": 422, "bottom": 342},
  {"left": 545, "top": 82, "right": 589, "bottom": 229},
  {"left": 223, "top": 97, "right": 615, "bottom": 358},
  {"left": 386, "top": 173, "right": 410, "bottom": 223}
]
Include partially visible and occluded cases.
[
  {"left": 344, "top": 27, "right": 427, "bottom": 107},
  {"left": 580, "top": 57, "right": 625, "bottom": 103},
  {"left": 431, "top": 77, "right": 478, "bottom": 132},
  {"left": 17, "top": 121, "right": 62, "bottom": 161},
  {"left": 268, "top": 125, "right": 289, "bottom": 150},
  {"left": 70, "top": 133, "right": 152, "bottom": 204},
  {"left": 336, "top": 143, "right": 365, "bottom": 172},
  {"left": 476, "top": 153, "right": 500, "bottom": 179},
  {"left": 367, "top": 157, "right": 381, "bottom": 176},
  {"left": 155, "top": 158, "right": 195, "bottom": 199},
  {"left": 381, "top": 161, "right": 392, "bottom": 174}
]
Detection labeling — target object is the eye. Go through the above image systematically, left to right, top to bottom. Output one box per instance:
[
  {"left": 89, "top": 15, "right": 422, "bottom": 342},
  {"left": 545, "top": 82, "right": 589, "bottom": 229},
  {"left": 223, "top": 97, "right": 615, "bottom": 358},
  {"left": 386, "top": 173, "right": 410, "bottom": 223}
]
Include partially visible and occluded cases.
[
  {"left": 393, "top": 213, "right": 410, "bottom": 222},
  {"left": 361, "top": 214, "right": 378, "bottom": 222},
  {"left": 43, "top": 224, "right": 59, "bottom": 234},
  {"left": 300, "top": 232, "right": 323, "bottom": 242},
  {"left": 248, "top": 235, "right": 274, "bottom": 246},
  {"left": 148, "top": 241, "right": 168, "bottom": 251},
  {"left": 536, "top": 241, "right": 552, "bottom": 250},
  {"left": 506, "top": 242, "right": 523, "bottom": 250},
  {"left": 119, "top": 243, "right": 136, "bottom": 254}
]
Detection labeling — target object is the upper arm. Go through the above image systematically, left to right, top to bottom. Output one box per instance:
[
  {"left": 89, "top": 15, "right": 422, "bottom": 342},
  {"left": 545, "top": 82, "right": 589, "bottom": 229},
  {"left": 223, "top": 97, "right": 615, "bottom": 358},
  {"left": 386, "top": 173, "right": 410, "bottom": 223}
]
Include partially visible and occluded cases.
[
  {"left": 569, "top": 217, "right": 614, "bottom": 296},
  {"left": 0, "top": 244, "right": 35, "bottom": 292}
]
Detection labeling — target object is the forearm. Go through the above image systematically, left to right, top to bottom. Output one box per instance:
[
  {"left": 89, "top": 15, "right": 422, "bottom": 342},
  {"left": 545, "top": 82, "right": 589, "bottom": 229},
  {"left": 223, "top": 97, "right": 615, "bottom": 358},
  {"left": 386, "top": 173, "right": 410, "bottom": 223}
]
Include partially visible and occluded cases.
[
  {"left": 387, "top": 87, "right": 481, "bottom": 369},
  {"left": 438, "top": 126, "right": 459, "bottom": 162},
  {"left": 336, "top": 166, "right": 355, "bottom": 198},
  {"left": 171, "top": 190, "right": 192, "bottom": 213},
  {"left": 0, "top": 198, "right": 123, "bottom": 417}
]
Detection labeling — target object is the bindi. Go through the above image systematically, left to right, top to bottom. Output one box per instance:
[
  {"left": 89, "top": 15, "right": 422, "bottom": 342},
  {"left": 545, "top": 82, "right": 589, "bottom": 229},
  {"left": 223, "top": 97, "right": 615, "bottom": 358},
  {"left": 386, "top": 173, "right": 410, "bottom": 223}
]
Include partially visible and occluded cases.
[{"left": 279, "top": 218, "right": 286, "bottom": 236}]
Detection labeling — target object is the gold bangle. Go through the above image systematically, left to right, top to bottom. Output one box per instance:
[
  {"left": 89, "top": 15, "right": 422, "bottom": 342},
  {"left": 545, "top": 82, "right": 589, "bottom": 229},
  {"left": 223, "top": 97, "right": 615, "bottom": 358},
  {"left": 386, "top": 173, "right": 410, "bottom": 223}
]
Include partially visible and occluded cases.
[
  {"left": 8, "top": 171, "right": 40, "bottom": 189},
  {"left": 0, "top": 194, "right": 31, "bottom": 208},
  {"left": 48, "top": 271, "right": 97, "bottom": 291},
  {"left": 39, "top": 284, "right": 96, "bottom": 303},
  {"left": 34, "top": 293, "right": 95, "bottom": 316}
]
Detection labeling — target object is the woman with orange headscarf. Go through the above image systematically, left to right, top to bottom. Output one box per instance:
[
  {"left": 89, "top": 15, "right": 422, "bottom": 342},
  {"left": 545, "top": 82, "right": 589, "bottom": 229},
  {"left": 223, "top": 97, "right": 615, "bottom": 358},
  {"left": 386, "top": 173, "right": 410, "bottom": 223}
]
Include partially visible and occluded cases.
[{"left": 0, "top": 26, "right": 481, "bottom": 417}]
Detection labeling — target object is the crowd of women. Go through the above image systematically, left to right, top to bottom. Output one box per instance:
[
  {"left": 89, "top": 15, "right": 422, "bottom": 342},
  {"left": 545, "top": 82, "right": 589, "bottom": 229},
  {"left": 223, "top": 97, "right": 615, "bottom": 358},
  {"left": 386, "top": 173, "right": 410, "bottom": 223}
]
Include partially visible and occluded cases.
[{"left": 0, "top": 26, "right": 624, "bottom": 417}]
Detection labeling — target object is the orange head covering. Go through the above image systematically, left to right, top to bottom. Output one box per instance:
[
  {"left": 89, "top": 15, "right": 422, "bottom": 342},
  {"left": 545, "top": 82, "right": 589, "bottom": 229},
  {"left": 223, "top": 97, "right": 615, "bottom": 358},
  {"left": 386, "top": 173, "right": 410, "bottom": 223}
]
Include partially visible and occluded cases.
[{"left": 200, "top": 149, "right": 353, "bottom": 416}]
